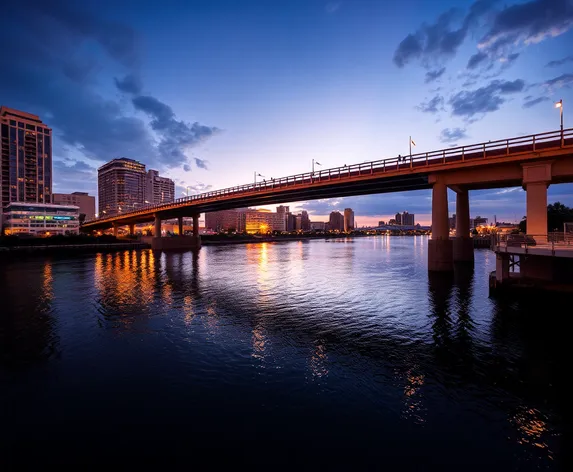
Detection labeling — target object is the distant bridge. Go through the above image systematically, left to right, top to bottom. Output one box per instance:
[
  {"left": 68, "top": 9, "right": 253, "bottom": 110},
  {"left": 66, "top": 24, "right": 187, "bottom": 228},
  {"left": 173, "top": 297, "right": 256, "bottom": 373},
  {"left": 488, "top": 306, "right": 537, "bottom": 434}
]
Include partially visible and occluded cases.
[{"left": 82, "top": 129, "right": 573, "bottom": 269}]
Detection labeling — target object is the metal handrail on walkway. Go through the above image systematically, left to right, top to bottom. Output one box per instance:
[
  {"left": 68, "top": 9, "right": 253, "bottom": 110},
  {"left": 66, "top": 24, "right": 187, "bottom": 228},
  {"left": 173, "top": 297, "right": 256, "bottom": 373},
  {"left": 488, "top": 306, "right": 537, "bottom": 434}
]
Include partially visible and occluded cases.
[
  {"left": 85, "top": 128, "right": 573, "bottom": 226},
  {"left": 495, "top": 232, "right": 573, "bottom": 252}
]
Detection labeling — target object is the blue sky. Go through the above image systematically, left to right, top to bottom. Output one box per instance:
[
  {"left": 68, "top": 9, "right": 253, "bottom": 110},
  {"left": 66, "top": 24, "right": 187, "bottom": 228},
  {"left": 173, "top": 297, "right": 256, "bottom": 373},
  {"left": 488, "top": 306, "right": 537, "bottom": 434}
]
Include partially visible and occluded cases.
[{"left": 2, "top": 0, "right": 572, "bottom": 225}]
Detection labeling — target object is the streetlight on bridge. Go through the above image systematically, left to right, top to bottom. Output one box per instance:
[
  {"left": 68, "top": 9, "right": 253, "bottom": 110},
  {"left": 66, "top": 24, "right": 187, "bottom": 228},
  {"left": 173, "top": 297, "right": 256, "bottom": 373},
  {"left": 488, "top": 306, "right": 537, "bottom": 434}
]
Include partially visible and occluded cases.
[
  {"left": 555, "top": 99, "right": 564, "bottom": 147},
  {"left": 312, "top": 159, "right": 322, "bottom": 174},
  {"left": 254, "top": 172, "right": 264, "bottom": 185}
]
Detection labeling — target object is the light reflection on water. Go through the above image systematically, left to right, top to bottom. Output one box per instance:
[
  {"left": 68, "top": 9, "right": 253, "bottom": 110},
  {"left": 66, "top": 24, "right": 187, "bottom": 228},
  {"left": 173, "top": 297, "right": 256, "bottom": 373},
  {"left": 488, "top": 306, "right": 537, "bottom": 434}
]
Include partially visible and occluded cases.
[{"left": 0, "top": 236, "right": 568, "bottom": 469}]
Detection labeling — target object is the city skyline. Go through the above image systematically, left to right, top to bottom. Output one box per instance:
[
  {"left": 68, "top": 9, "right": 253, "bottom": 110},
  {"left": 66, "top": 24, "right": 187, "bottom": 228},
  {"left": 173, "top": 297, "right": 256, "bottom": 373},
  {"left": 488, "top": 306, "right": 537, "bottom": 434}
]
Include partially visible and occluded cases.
[{"left": 1, "top": 0, "right": 573, "bottom": 226}]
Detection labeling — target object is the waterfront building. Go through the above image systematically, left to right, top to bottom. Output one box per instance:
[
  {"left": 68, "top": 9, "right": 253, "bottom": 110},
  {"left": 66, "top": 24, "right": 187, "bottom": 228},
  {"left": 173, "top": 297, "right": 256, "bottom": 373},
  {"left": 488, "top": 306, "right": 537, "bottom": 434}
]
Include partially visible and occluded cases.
[
  {"left": 0, "top": 106, "right": 53, "bottom": 208},
  {"left": 98, "top": 158, "right": 146, "bottom": 216},
  {"left": 145, "top": 169, "right": 175, "bottom": 204},
  {"left": 53, "top": 192, "right": 96, "bottom": 221},
  {"left": 2, "top": 202, "right": 79, "bottom": 236},
  {"left": 277, "top": 205, "right": 289, "bottom": 229},
  {"left": 344, "top": 208, "right": 355, "bottom": 232},
  {"left": 205, "top": 209, "right": 245, "bottom": 232},
  {"left": 245, "top": 209, "right": 285, "bottom": 233},
  {"left": 301, "top": 211, "right": 310, "bottom": 231},
  {"left": 329, "top": 211, "right": 344, "bottom": 231},
  {"left": 401, "top": 211, "right": 415, "bottom": 226},
  {"left": 394, "top": 212, "right": 402, "bottom": 225},
  {"left": 286, "top": 213, "right": 297, "bottom": 232},
  {"left": 449, "top": 213, "right": 456, "bottom": 229},
  {"left": 472, "top": 216, "right": 488, "bottom": 228},
  {"left": 378, "top": 220, "right": 386, "bottom": 226},
  {"left": 310, "top": 221, "right": 326, "bottom": 231}
]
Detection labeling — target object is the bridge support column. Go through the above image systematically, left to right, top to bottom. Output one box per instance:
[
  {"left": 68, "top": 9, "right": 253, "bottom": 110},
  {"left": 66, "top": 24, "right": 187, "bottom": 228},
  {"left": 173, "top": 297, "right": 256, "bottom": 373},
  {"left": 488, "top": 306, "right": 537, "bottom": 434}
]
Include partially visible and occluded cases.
[
  {"left": 522, "top": 162, "right": 552, "bottom": 242},
  {"left": 428, "top": 179, "right": 453, "bottom": 272},
  {"left": 453, "top": 188, "right": 473, "bottom": 263},
  {"left": 192, "top": 214, "right": 199, "bottom": 237},
  {"left": 154, "top": 215, "right": 162, "bottom": 237},
  {"left": 178, "top": 217, "right": 184, "bottom": 236},
  {"left": 113, "top": 223, "right": 119, "bottom": 238},
  {"left": 129, "top": 224, "right": 135, "bottom": 237}
]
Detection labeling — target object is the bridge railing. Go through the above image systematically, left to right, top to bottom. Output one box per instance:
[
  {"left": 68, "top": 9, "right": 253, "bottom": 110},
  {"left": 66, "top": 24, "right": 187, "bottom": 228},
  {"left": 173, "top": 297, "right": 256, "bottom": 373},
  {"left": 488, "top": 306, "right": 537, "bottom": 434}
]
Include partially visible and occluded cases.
[{"left": 85, "top": 128, "right": 573, "bottom": 225}]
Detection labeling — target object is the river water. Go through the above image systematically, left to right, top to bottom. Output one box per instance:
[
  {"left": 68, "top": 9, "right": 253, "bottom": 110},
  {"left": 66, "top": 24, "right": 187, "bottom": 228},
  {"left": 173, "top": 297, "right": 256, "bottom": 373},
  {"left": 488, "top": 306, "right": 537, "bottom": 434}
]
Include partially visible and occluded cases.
[{"left": 0, "top": 236, "right": 569, "bottom": 469}]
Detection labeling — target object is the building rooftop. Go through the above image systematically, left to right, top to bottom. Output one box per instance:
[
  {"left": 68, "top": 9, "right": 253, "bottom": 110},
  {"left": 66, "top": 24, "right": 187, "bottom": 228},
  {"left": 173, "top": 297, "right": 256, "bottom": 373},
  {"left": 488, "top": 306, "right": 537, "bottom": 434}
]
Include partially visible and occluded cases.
[{"left": 0, "top": 106, "right": 43, "bottom": 123}]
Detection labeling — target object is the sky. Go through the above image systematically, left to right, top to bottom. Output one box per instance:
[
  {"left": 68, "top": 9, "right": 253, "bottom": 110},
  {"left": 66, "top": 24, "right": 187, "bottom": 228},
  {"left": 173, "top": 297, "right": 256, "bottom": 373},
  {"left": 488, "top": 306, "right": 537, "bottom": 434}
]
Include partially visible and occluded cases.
[{"left": 1, "top": 0, "right": 573, "bottom": 225}]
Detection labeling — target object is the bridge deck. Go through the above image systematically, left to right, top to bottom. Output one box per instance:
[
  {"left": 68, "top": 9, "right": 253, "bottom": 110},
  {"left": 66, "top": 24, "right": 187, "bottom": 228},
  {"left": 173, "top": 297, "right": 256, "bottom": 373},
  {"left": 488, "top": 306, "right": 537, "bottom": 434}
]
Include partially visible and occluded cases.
[{"left": 83, "top": 129, "right": 573, "bottom": 230}]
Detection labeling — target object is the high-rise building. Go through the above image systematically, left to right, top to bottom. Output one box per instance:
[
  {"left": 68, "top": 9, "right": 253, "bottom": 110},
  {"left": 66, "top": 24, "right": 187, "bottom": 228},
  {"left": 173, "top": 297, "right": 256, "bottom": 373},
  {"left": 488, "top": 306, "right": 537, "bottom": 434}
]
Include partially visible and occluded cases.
[
  {"left": 0, "top": 107, "right": 52, "bottom": 208},
  {"left": 98, "top": 158, "right": 146, "bottom": 216},
  {"left": 145, "top": 169, "right": 175, "bottom": 204},
  {"left": 53, "top": 192, "right": 96, "bottom": 221},
  {"left": 277, "top": 205, "right": 289, "bottom": 230},
  {"left": 344, "top": 208, "right": 355, "bottom": 232},
  {"left": 245, "top": 209, "right": 286, "bottom": 233},
  {"left": 301, "top": 210, "right": 310, "bottom": 231},
  {"left": 328, "top": 211, "right": 344, "bottom": 231},
  {"left": 401, "top": 211, "right": 415, "bottom": 226},
  {"left": 287, "top": 213, "right": 297, "bottom": 232},
  {"left": 449, "top": 213, "right": 456, "bottom": 229},
  {"left": 378, "top": 220, "right": 386, "bottom": 226}
]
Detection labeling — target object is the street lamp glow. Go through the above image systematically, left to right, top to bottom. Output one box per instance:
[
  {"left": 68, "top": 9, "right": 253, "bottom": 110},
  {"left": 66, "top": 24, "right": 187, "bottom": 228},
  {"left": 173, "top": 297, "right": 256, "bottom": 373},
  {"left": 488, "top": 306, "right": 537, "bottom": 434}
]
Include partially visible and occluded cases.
[
  {"left": 555, "top": 99, "right": 564, "bottom": 147},
  {"left": 555, "top": 101, "right": 562, "bottom": 108}
]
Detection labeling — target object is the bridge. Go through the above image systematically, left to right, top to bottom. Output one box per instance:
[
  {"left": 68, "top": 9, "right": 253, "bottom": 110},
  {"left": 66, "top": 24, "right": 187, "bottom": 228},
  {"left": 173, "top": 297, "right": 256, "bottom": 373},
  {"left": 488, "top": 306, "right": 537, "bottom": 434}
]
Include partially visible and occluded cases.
[{"left": 82, "top": 128, "right": 573, "bottom": 271}]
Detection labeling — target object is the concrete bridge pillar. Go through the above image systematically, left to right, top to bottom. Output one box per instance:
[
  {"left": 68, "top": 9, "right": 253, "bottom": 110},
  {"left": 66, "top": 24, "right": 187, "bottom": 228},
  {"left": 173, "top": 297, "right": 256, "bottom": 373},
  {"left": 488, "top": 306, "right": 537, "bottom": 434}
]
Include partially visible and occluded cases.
[
  {"left": 522, "top": 161, "right": 552, "bottom": 241},
  {"left": 428, "top": 179, "right": 453, "bottom": 271},
  {"left": 453, "top": 188, "right": 473, "bottom": 263},
  {"left": 154, "top": 214, "right": 162, "bottom": 237},
  {"left": 192, "top": 214, "right": 199, "bottom": 237},
  {"left": 178, "top": 216, "right": 184, "bottom": 236},
  {"left": 113, "top": 223, "right": 119, "bottom": 238},
  {"left": 129, "top": 224, "right": 135, "bottom": 236}
]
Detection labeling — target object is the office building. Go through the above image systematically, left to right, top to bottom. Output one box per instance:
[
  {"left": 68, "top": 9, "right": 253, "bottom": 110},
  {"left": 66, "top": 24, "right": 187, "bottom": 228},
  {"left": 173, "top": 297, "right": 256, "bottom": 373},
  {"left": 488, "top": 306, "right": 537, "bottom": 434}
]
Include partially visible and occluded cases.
[
  {"left": 0, "top": 107, "right": 52, "bottom": 209},
  {"left": 98, "top": 158, "right": 146, "bottom": 216},
  {"left": 145, "top": 169, "right": 175, "bottom": 204},
  {"left": 53, "top": 192, "right": 96, "bottom": 221},
  {"left": 2, "top": 202, "right": 79, "bottom": 236},
  {"left": 344, "top": 208, "right": 355, "bottom": 232},
  {"left": 205, "top": 209, "right": 245, "bottom": 232},
  {"left": 245, "top": 209, "right": 286, "bottom": 233},
  {"left": 301, "top": 211, "right": 310, "bottom": 231},
  {"left": 329, "top": 211, "right": 344, "bottom": 231},
  {"left": 395, "top": 211, "right": 415, "bottom": 226},
  {"left": 401, "top": 211, "right": 415, "bottom": 226},
  {"left": 287, "top": 213, "right": 297, "bottom": 232},
  {"left": 449, "top": 213, "right": 456, "bottom": 229},
  {"left": 378, "top": 220, "right": 386, "bottom": 226},
  {"left": 310, "top": 221, "right": 326, "bottom": 231}
]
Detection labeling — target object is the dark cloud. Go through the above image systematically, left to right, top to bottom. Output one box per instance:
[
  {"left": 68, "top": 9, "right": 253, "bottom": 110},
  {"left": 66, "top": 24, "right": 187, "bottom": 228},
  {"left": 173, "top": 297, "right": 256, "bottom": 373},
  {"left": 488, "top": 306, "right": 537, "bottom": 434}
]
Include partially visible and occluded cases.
[
  {"left": 0, "top": 0, "right": 218, "bottom": 181},
  {"left": 393, "top": 0, "right": 497, "bottom": 68},
  {"left": 479, "top": 0, "right": 573, "bottom": 55},
  {"left": 467, "top": 52, "right": 488, "bottom": 69},
  {"left": 546, "top": 55, "right": 573, "bottom": 67},
  {"left": 425, "top": 67, "right": 446, "bottom": 83},
  {"left": 542, "top": 73, "right": 573, "bottom": 89},
  {"left": 114, "top": 74, "right": 142, "bottom": 95},
  {"left": 449, "top": 79, "right": 525, "bottom": 118},
  {"left": 131, "top": 95, "right": 219, "bottom": 169},
  {"left": 417, "top": 95, "right": 444, "bottom": 114},
  {"left": 523, "top": 96, "right": 550, "bottom": 108},
  {"left": 440, "top": 128, "right": 468, "bottom": 143},
  {"left": 194, "top": 158, "right": 209, "bottom": 169},
  {"left": 52, "top": 159, "right": 98, "bottom": 194},
  {"left": 183, "top": 164, "right": 192, "bottom": 172}
]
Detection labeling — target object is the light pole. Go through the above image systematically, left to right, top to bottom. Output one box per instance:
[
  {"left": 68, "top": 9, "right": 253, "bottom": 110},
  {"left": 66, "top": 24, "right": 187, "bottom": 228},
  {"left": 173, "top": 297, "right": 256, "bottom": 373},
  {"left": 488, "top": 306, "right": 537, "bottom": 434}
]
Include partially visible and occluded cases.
[
  {"left": 555, "top": 99, "right": 563, "bottom": 147},
  {"left": 312, "top": 159, "right": 322, "bottom": 174},
  {"left": 254, "top": 172, "right": 264, "bottom": 185}
]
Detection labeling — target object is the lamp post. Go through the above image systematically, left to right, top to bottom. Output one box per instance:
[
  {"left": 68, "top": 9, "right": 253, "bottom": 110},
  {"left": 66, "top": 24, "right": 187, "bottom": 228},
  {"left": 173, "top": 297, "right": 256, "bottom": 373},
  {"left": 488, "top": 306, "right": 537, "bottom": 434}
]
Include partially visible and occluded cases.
[
  {"left": 555, "top": 99, "right": 564, "bottom": 147},
  {"left": 312, "top": 159, "right": 322, "bottom": 174},
  {"left": 254, "top": 172, "right": 264, "bottom": 185}
]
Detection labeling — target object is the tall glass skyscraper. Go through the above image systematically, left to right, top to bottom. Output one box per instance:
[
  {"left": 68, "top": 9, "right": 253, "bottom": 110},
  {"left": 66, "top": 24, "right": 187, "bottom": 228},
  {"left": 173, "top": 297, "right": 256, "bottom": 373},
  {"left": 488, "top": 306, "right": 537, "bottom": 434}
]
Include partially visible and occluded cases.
[
  {"left": 0, "top": 106, "right": 52, "bottom": 208},
  {"left": 98, "top": 158, "right": 146, "bottom": 216}
]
